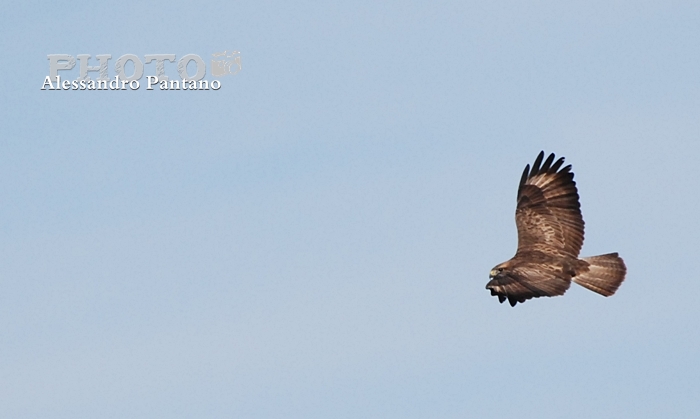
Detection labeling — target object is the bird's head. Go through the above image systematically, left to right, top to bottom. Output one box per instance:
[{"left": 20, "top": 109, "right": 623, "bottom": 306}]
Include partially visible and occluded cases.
[
  {"left": 487, "top": 262, "right": 522, "bottom": 305},
  {"left": 489, "top": 264, "right": 508, "bottom": 279}
]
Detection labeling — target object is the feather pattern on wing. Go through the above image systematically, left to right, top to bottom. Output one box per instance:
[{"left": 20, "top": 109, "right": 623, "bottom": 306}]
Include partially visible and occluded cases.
[{"left": 515, "top": 151, "right": 585, "bottom": 258}]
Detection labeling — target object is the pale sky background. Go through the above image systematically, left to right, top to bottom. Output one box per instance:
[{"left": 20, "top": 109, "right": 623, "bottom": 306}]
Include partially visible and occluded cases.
[{"left": 1, "top": 1, "right": 699, "bottom": 418}]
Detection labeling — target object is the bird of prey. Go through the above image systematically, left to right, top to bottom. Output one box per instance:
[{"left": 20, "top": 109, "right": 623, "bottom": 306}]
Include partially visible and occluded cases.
[{"left": 486, "top": 151, "right": 626, "bottom": 306}]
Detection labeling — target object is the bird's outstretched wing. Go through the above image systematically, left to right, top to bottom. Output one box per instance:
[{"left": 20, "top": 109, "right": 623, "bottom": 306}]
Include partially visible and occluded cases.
[{"left": 515, "top": 151, "right": 584, "bottom": 258}]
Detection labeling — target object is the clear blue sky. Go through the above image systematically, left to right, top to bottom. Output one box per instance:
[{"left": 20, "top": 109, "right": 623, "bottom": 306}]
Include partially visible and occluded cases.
[{"left": 1, "top": 1, "right": 699, "bottom": 418}]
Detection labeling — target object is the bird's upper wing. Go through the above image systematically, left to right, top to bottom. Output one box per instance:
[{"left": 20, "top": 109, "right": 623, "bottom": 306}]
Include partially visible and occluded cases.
[{"left": 515, "top": 151, "right": 585, "bottom": 258}]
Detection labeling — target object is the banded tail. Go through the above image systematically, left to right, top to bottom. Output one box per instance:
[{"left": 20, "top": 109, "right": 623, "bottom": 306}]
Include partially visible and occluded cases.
[{"left": 573, "top": 253, "right": 626, "bottom": 297}]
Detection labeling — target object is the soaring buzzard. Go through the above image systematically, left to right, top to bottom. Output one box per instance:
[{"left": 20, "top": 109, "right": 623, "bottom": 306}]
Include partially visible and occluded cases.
[{"left": 486, "top": 151, "right": 626, "bottom": 306}]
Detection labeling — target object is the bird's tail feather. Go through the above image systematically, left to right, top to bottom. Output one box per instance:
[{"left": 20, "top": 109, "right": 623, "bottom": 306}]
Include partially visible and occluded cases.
[{"left": 573, "top": 253, "right": 626, "bottom": 297}]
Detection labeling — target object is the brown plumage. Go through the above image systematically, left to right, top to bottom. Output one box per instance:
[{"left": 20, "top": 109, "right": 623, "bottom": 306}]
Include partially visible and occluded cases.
[{"left": 486, "top": 151, "right": 626, "bottom": 307}]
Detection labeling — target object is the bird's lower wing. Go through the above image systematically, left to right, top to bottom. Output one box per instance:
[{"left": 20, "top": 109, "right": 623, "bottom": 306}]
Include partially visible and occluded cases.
[{"left": 486, "top": 266, "right": 571, "bottom": 306}]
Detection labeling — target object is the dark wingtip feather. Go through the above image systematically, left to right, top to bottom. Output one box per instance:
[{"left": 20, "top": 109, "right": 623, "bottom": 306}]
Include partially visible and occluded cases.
[
  {"left": 532, "top": 151, "right": 545, "bottom": 174},
  {"left": 527, "top": 152, "right": 570, "bottom": 177},
  {"left": 541, "top": 153, "right": 555, "bottom": 172},
  {"left": 550, "top": 156, "right": 565, "bottom": 173},
  {"left": 518, "top": 164, "right": 530, "bottom": 194},
  {"left": 498, "top": 295, "right": 506, "bottom": 303},
  {"left": 508, "top": 297, "right": 518, "bottom": 307}
]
